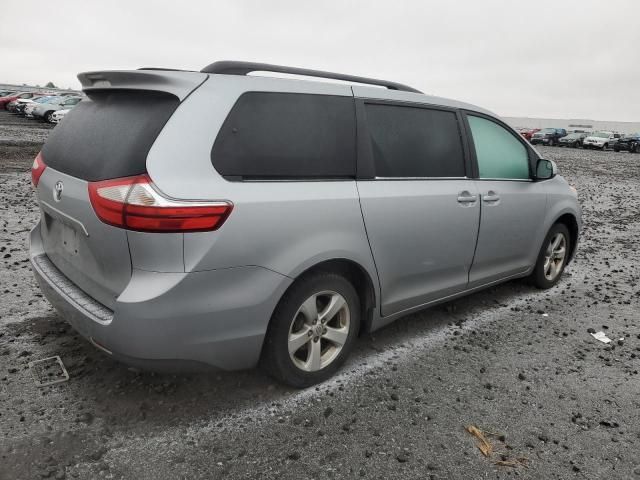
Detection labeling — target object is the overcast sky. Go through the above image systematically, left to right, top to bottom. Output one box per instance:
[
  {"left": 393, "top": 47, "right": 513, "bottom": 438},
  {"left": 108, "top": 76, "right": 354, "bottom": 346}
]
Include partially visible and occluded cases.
[{"left": 2, "top": 0, "right": 639, "bottom": 121}]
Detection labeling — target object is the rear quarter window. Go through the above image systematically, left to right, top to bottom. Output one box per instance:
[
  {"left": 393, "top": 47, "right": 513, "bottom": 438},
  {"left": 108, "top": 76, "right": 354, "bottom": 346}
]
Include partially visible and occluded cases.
[{"left": 211, "top": 92, "right": 356, "bottom": 180}]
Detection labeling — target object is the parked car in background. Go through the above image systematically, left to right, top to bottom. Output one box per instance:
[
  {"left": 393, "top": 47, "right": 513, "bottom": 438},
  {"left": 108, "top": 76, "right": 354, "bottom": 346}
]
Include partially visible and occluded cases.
[
  {"left": 29, "top": 61, "right": 581, "bottom": 387},
  {"left": 0, "top": 90, "right": 17, "bottom": 97},
  {"left": 0, "top": 91, "right": 41, "bottom": 110},
  {"left": 9, "top": 95, "right": 49, "bottom": 114},
  {"left": 23, "top": 95, "right": 60, "bottom": 118},
  {"left": 21, "top": 96, "right": 57, "bottom": 117},
  {"left": 31, "top": 96, "right": 83, "bottom": 123},
  {"left": 5, "top": 99, "right": 23, "bottom": 113},
  {"left": 50, "top": 108, "right": 70, "bottom": 124},
  {"left": 519, "top": 128, "right": 540, "bottom": 141},
  {"left": 530, "top": 128, "right": 567, "bottom": 146},
  {"left": 583, "top": 131, "right": 620, "bottom": 150},
  {"left": 558, "top": 132, "right": 588, "bottom": 148},
  {"left": 608, "top": 133, "right": 622, "bottom": 150},
  {"left": 614, "top": 133, "right": 640, "bottom": 153}
]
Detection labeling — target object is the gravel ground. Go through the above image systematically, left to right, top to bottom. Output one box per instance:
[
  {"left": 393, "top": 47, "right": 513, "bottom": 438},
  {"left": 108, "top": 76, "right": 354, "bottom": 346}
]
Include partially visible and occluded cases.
[{"left": 1, "top": 110, "right": 640, "bottom": 479}]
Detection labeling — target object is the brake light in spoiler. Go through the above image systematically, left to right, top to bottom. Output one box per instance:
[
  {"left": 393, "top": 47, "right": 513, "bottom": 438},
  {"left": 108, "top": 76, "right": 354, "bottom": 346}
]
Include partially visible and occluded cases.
[{"left": 88, "top": 175, "right": 233, "bottom": 233}]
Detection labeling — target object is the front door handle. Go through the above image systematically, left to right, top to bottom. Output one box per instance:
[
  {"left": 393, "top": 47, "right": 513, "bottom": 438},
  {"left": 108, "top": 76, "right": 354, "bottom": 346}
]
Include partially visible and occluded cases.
[
  {"left": 482, "top": 190, "right": 500, "bottom": 202},
  {"left": 457, "top": 191, "right": 477, "bottom": 204}
]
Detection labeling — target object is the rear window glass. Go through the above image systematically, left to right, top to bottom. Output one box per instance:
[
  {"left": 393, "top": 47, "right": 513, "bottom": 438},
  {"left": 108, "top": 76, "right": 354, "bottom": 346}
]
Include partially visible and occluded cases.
[
  {"left": 42, "top": 90, "right": 179, "bottom": 181},
  {"left": 211, "top": 92, "right": 356, "bottom": 179},
  {"left": 365, "top": 103, "right": 465, "bottom": 178}
]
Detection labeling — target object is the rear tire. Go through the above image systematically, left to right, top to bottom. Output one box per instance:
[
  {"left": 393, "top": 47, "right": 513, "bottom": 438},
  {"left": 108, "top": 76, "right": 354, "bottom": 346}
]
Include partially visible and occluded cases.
[
  {"left": 45, "top": 111, "right": 54, "bottom": 123},
  {"left": 529, "top": 223, "right": 571, "bottom": 289},
  {"left": 262, "top": 272, "right": 360, "bottom": 388}
]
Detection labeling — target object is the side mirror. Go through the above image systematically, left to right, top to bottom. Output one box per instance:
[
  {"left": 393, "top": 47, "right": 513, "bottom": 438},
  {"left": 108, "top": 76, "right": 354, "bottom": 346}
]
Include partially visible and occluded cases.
[{"left": 536, "top": 159, "right": 557, "bottom": 180}]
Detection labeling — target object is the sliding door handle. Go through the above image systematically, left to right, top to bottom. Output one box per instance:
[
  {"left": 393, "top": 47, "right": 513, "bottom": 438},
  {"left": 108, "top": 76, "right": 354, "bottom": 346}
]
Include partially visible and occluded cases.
[
  {"left": 482, "top": 190, "right": 500, "bottom": 202},
  {"left": 457, "top": 191, "right": 478, "bottom": 204}
]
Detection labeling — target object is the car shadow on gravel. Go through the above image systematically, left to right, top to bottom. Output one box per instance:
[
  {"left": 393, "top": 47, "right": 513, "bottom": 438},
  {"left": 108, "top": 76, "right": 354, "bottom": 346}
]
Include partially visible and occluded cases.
[{"left": 1, "top": 274, "right": 542, "bottom": 432}]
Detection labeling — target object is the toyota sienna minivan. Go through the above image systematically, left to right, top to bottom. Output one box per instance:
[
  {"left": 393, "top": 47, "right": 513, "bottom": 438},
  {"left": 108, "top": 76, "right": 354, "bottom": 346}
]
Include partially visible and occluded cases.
[{"left": 29, "top": 61, "right": 581, "bottom": 387}]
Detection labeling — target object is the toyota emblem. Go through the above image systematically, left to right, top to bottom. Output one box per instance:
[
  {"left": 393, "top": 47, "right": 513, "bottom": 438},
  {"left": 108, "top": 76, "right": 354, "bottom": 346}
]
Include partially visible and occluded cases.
[{"left": 54, "top": 181, "right": 64, "bottom": 202}]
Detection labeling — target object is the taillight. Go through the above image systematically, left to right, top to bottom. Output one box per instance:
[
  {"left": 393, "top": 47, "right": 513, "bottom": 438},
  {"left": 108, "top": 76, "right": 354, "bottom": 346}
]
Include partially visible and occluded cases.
[
  {"left": 31, "top": 152, "right": 47, "bottom": 187},
  {"left": 88, "top": 174, "right": 233, "bottom": 233}
]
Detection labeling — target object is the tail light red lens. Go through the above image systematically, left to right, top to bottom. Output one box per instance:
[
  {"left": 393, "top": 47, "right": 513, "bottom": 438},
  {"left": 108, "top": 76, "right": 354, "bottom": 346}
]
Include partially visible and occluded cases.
[
  {"left": 31, "top": 152, "right": 47, "bottom": 187},
  {"left": 88, "top": 174, "right": 233, "bottom": 233}
]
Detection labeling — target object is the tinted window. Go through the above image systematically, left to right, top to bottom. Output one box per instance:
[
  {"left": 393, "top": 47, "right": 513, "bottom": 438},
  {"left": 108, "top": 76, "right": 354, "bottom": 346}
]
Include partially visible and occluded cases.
[
  {"left": 42, "top": 90, "right": 179, "bottom": 181},
  {"left": 211, "top": 92, "right": 356, "bottom": 179},
  {"left": 365, "top": 104, "right": 465, "bottom": 178},
  {"left": 468, "top": 115, "right": 530, "bottom": 180}
]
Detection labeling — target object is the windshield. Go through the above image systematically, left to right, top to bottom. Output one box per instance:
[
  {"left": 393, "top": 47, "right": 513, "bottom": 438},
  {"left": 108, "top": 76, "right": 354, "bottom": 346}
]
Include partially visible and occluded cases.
[
  {"left": 35, "top": 96, "right": 53, "bottom": 103},
  {"left": 541, "top": 128, "right": 556, "bottom": 133},
  {"left": 591, "top": 132, "right": 611, "bottom": 138},
  {"left": 565, "top": 133, "right": 580, "bottom": 139},
  {"left": 624, "top": 133, "right": 640, "bottom": 138}
]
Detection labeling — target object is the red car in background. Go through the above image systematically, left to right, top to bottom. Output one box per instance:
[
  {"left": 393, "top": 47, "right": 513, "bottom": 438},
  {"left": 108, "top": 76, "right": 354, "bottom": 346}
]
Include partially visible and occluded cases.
[
  {"left": 0, "top": 91, "right": 41, "bottom": 109},
  {"left": 519, "top": 128, "right": 540, "bottom": 141}
]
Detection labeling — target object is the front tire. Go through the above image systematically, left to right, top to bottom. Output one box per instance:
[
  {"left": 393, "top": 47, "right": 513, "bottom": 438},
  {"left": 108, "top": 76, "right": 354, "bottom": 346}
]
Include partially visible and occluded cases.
[
  {"left": 45, "top": 111, "right": 54, "bottom": 123},
  {"left": 529, "top": 223, "right": 571, "bottom": 289},
  {"left": 262, "top": 272, "right": 360, "bottom": 388}
]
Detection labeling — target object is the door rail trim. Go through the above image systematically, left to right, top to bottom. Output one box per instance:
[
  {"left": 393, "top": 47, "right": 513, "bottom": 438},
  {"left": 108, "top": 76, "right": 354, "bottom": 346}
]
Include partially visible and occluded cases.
[{"left": 379, "top": 268, "right": 530, "bottom": 321}]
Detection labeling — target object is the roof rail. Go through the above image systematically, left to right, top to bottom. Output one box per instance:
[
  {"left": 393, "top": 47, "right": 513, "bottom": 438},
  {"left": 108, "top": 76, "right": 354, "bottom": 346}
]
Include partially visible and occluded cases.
[{"left": 200, "top": 61, "right": 422, "bottom": 94}]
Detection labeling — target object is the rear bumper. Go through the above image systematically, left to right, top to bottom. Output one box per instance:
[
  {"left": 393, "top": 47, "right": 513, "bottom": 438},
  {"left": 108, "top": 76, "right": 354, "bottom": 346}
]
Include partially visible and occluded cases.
[{"left": 29, "top": 223, "right": 292, "bottom": 371}]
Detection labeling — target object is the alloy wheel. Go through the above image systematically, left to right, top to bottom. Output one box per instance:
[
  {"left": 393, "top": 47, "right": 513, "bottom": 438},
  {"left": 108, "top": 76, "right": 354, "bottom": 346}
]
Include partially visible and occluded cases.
[
  {"left": 543, "top": 233, "right": 566, "bottom": 281},
  {"left": 288, "top": 290, "right": 350, "bottom": 372}
]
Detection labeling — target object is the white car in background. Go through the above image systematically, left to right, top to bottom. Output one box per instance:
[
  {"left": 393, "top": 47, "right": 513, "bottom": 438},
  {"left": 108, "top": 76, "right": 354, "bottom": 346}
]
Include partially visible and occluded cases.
[
  {"left": 14, "top": 95, "right": 56, "bottom": 115},
  {"left": 31, "top": 95, "right": 83, "bottom": 123},
  {"left": 24, "top": 96, "right": 59, "bottom": 118},
  {"left": 51, "top": 109, "right": 70, "bottom": 124},
  {"left": 583, "top": 131, "right": 621, "bottom": 150}
]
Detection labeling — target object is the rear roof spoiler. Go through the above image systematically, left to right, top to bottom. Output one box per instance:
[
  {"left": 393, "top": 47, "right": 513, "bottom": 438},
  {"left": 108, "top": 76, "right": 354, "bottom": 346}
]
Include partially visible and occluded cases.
[
  {"left": 200, "top": 60, "right": 423, "bottom": 94},
  {"left": 77, "top": 70, "right": 208, "bottom": 101}
]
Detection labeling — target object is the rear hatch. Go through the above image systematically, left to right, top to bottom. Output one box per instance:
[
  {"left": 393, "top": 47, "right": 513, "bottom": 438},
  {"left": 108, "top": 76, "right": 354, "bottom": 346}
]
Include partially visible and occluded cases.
[{"left": 35, "top": 70, "right": 207, "bottom": 309}]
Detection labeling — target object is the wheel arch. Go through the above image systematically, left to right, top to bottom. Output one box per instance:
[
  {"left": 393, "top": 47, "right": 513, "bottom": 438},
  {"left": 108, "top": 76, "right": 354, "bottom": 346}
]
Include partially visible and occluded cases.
[{"left": 281, "top": 258, "right": 378, "bottom": 337}]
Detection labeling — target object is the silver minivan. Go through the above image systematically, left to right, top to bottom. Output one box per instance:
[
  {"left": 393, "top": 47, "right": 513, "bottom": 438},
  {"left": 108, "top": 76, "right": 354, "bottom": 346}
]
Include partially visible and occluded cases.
[{"left": 29, "top": 61, "right": 581, "bottom": 387}]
